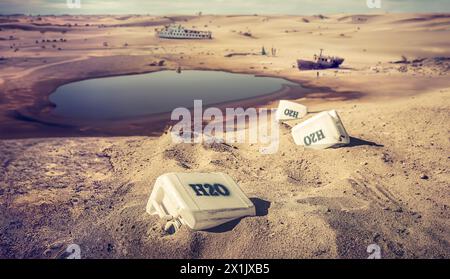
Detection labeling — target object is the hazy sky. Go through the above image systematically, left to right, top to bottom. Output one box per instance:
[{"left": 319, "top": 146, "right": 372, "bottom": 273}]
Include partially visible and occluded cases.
[{"left": 1, "top": 0, "right": 450, "bottom": 15}]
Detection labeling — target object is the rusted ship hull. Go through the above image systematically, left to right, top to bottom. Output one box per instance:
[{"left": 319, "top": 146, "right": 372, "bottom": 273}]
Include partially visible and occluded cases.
[{"left": 297, "top": 58, "right": 344, "bottom": 70}]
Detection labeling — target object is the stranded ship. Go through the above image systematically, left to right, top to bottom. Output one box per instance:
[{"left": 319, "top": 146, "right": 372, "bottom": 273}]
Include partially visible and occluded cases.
[
  {"left": 156, "top": 25, "right": 212, "bottom": 39},
  {"left": 297, "top": 49, "right": 344, "bottom": 70}
]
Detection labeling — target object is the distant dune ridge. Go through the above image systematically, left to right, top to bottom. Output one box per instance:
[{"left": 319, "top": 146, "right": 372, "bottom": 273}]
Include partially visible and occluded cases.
[{"left": 0, "top": 13, "right": 449, "bottom": 259}]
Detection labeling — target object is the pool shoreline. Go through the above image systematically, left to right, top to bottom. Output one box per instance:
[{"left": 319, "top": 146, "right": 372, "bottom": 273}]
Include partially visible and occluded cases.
[
  {"left": 0, "top": 55, "right": 362, "bottom": 139},
  {"left": 48, "top": 70, "right": 302, "bottom": 120}
]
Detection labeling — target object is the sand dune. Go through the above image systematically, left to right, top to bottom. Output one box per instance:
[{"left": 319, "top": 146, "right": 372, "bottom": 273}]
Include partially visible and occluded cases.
[{"left": 0, "top": 23, "right": 71, "bottom": 32}]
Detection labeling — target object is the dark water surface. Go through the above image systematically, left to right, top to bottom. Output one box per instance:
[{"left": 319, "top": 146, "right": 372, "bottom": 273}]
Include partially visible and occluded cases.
[{"left": 49, "top": 70, "right": 304, "bottom": 120}]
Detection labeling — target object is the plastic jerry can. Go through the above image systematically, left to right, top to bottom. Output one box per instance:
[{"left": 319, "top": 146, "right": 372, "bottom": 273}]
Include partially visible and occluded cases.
[
  {"left": 275, "top": 100, "right": 308, "bottom": 122},
  {"left": 291, "top": 110, "right": 350, "bottom": 149},
  {"left": 146, "top": 172, "right": 256, "bottom": 231}
]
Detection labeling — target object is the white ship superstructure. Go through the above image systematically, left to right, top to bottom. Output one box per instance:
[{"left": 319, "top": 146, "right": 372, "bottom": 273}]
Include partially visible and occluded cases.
[{"left": 156, "top": 25, "right": 212, "bottom": 39}]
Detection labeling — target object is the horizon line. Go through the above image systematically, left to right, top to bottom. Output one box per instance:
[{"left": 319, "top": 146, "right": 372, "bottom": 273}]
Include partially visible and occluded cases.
[{"left": 2, "top": 11, "right": 450, "bottom": 16}]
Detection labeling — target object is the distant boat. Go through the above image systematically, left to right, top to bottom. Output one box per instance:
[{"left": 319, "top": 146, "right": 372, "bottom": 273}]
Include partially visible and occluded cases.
[
  {"left": 156, "top": 25, "right": 212, "bottom": 40},
  {"left": 297, "top": 49, "right": 344, "bottom": 70}
]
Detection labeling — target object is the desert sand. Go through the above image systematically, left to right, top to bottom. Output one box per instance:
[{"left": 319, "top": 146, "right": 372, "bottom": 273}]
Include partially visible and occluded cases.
[{"left": 0, "top": 13, "right": 449, "bottom": 258}]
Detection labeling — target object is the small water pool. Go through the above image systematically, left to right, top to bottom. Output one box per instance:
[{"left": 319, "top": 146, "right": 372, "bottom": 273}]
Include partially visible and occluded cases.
[{"left": 49, "top": 70, "right": 302, "bottom": 120}]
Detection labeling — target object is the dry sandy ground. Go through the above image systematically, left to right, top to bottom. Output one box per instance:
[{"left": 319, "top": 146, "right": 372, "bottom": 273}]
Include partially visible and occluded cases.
[{"left": 0, "top": 13, "right": 449, "bottom": 258}]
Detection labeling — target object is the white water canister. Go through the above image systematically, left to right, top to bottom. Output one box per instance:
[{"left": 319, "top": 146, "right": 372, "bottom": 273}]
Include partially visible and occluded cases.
[
  {"left": 275, "top": 100, "right": 308, "bottom": 122},
  {"left": 291, "top": 110, "right": 350, "bottom": 149},
  {"left": 146, "top": 172, "right": 256, "bottom": 231}
]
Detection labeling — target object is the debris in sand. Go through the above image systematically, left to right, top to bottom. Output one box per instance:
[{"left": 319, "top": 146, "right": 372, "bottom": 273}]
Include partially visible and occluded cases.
[
  {"left": 314, "top": 14, "right": 328, "bottom": 20},
  {"left": 239, "top": 31, "right": 253, "bottom": 38},
  {"left": 392, "top": 55, "right": 409, "bottom": 64},
  {"left": 389, "top": 56, "right": 450, "bottom": 75},
  {"left": 148, "top": 60, "right": 165, "bottom": 67},
  {"left": 398, "top": 65, "right": 408, "bottom": 73},
  {"left": 275, "top": 100, "right": 308, "bottom": 122},
  {"left": 291, "top": 110, "right": 350, "bottom": 149},
  {"left": 381, "top": 152, "right": 394, "bottom": 163},
  {"left": 146, "top": 172, "right": 256, "bottom": 232}
]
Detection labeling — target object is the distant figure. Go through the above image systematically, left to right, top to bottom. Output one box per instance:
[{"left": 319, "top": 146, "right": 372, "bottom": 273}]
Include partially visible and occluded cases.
[
  {"left": 261, "top": 46, "right": 267, "bottom": 56},
  {"left": 317, "top": 71, "right": 319, "bottom": 78}
]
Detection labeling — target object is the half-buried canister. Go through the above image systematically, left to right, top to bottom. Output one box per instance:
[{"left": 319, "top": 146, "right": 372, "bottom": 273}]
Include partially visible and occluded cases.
[{"left": 146, "top": 172, "right": 256, "bottom": 231}]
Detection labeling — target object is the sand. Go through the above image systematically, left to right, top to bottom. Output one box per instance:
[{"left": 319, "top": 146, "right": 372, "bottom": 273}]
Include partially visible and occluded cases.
[{"left": 0, "top": 13, "right": 449, "bottom": 258}]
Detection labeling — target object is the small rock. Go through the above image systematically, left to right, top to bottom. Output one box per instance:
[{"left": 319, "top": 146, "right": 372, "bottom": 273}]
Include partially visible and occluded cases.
[
  {"left": 179, "top": 162, "right": 191, "bottom": 169},
  {"left": 420, "top": 174, "right": 429, "bottom": 180},
  {"left": 107, "top": 243, "right": 114, "bottom": 252}
]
